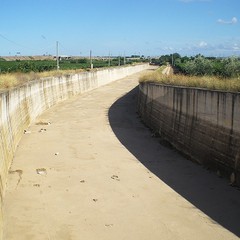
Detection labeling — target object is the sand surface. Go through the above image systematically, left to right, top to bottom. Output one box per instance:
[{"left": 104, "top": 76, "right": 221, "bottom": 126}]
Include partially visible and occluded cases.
[{"left": 3, "top": 69, "right": 240, "bottom": 240}]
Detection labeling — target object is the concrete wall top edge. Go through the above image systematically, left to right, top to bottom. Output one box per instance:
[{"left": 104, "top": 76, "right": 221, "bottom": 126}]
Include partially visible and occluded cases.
[{"left": 141, "top": 82, "right": 240, "bottom": 96}]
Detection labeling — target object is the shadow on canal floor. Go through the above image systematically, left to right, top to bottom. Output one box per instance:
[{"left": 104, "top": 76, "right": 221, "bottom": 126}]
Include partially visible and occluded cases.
[{"left": 108, "top": 86, "right": 240, "bottom": 237}]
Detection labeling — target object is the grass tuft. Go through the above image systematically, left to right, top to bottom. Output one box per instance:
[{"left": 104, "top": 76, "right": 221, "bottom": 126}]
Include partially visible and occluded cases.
[
  {"left": 139, "top": 67, "right": 240, "bottom": 92},
  {"left": 0, "top": 69, "right": 86, "bottom": 91},
  {"left": 0, "top": 74, "right": 18, "bottom": 89}
]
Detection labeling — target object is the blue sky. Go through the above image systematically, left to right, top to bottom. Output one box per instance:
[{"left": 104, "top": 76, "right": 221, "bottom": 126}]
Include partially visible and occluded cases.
[{"left": 0, "top": 0, "right": 239, "bottom": 57}]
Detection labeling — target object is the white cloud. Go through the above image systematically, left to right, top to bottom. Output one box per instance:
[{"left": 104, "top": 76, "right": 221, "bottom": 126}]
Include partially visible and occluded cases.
[
  {"left": 217, "top": 17, "right": 238, "bottom": 25},
  {"left": 232, "top": 17, "right": 238, "bottom": 24},
  {"left": 153, "top": 38, "right": 240, "bottom": 57},
  {"left": 173, "top": 40, "right": 240, "bottom": 56},
  {"left": 199, "top": 41, "right": 207, "bottom": 47},
  {"left": 233, "top": 44, "right": 240, "bottom": 51},
  {"left": 233, "top": 46, "right": 240, "bottom": 50},
  {"left": 163, "top": 47, "right": 174, "bottom": 51}
]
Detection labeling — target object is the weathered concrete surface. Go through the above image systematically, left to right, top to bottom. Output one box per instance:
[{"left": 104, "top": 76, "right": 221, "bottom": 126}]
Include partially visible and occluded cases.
[
  {"left": 0, "top": 64, "right": 149, "bottom": 239},
  {"left": 3, "top": 70, "right": 240, "bottom": 239},
  {"left": 138, "top": 83, "right": 240, "bottom": 185}
]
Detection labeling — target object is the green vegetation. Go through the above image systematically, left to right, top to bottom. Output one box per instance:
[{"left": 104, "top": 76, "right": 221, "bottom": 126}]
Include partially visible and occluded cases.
[
  {"left": 150, "top": 54, "right": 240, "bottom": 78},
  {"left": 141, "top": 55, "right": 240, "bottom": 92},
  {"left": 175, "top": 55, "right": 240, "bottom": 78},
  {"left": 0, "top": 57, "right": 148, "bottom": 74},
  {"left": 0, "top": 59, "right": 102, "bottom": 73},
  {"left": 0, "top": 60, "right": 56, "bottom": 73}
]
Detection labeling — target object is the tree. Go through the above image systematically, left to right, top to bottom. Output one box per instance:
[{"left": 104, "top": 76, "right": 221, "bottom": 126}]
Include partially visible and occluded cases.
[
  {"left": 184, "top": 56, "right": 214, "bottom": 76},
  {"left": 222, "top": 57, "right": 240, "bottom": 78}
]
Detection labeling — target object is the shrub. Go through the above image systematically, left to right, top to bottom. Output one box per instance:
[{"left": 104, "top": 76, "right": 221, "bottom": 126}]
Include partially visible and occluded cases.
[
  {"left": 183, "top": 56, "right": 214, "bottom": 76},
  {"left": 222, "top": 57, "right": 240, "bottom": 78}
]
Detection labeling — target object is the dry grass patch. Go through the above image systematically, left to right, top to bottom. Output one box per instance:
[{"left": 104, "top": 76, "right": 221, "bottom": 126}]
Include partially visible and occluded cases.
[
  {"left": 139, "top": 68, "right": 240, "bottom": 92},
  {"left": 0, "top": 69, "right": 86, "bottom": 91},
  {"left": 0, "top": 74, "right": 18, "bottom": 89}
]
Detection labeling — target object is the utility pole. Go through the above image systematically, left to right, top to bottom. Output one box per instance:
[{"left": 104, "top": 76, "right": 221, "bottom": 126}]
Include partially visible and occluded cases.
[
  {"left": 56, "top": 41, "right": 59, "bottom": 70},
  {"left": 90, "top": 50, "right": 93, "bottom": 69},
  {"left": 108, "top": 51, "right": 111, "bottom": 67},
  {"left": 118, "top": 55, "right": 120, "bottom": 66}
]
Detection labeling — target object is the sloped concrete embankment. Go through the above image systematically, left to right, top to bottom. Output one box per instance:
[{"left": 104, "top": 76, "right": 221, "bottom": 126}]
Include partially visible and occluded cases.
[
  {"left": 0, "top": 64, "right": 149, "bottom": 238},
  {"left": 138, "top": 82, "right": 240, "bottom": 185}
]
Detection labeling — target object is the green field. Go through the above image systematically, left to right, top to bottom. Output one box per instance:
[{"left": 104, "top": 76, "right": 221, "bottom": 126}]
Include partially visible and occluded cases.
[{"left": 0, "top": 57, "right": 146, "bottom": 73}]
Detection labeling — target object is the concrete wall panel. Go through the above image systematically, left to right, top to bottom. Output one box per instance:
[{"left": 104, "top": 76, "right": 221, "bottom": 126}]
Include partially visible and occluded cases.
[{"left": 138, "top": 82, "right": 240, "bottom": 186}]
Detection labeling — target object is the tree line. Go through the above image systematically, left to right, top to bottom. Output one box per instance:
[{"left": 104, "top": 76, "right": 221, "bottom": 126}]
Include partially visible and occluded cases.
[{"left": 151, "top": 54, "right": 240, "bottom": 78}]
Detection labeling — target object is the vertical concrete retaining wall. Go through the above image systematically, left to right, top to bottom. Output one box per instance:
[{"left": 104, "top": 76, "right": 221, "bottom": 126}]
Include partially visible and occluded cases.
[
  {"left": 0, "top": 64, "right": 149, "bottom": 238},
  {"left": 138, "top": 82, "right": 240, "bottom": 185}
]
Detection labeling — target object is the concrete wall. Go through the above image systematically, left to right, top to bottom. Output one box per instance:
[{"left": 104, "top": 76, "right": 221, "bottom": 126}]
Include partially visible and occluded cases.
[
  {"left": 0, "top": 64, "right": 149, "bottom": 238},
  {"left": 138, "top": 82, "right": 240, "bottom": 185}
]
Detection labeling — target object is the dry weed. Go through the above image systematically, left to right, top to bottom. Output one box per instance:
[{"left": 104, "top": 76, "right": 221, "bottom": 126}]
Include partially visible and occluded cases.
[
  {"left": 139, "top": 68, "right": 240, "bottom": 92},
  {"left": 0, "top": 69, "right": 86, "bottom": 91}
]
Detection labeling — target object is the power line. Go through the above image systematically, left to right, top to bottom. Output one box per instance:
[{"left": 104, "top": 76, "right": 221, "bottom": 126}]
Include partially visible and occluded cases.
[
  {"left": 0, "top": 33, "right": 26, "bottom": 48},
  {"left": 0, "top": 33, "right": 55, "bottom": 55},
  {"left": 58, "top": 41, "right": 70, "bottom": 55}
]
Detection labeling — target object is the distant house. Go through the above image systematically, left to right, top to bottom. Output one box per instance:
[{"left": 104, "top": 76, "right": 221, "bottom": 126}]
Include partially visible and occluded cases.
[{"left": 53, "top": 55, "right": 71, "bottom": 60}]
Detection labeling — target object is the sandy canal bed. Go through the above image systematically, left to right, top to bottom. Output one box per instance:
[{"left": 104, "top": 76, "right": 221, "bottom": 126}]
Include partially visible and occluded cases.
[{"left": 3, "top": 69, "right": 240, "bottom": 240}]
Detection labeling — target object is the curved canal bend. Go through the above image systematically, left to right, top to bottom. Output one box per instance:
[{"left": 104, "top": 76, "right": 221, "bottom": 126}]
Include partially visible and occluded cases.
[{"left": 3, "top": 69, "right": 240, "bottom": 239}]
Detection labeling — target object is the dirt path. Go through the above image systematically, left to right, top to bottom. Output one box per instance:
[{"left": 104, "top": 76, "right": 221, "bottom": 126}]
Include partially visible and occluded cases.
[
  {"left": 162, "top": 65, "right": 172, "bottom": 75},
  {"left": 3, "top": 69, "right": 240, "bottom": 240}
]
